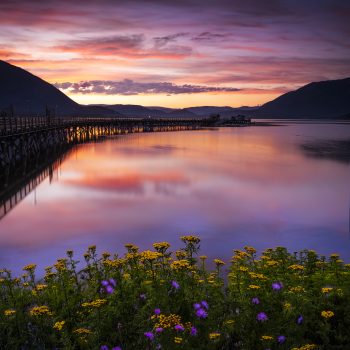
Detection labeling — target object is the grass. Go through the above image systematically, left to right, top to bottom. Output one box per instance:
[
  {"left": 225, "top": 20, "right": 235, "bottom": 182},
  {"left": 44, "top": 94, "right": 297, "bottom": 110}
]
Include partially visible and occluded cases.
[{"left": 1, "top": 235, "right": 350, "bottom": 349}]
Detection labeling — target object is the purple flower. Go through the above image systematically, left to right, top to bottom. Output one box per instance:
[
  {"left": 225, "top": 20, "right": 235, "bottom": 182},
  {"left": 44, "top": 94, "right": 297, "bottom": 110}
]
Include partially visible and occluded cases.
[
  {"left": 109, "top": 278, "right": 117, "bottom": 287},
  {"left": 101, "top": 280, "right": 109, "bottom": 287},
  {"left": 172, "top": 280, "right": 180, "bottom": 290},
  {"left": 272, "top": 281, "right": 283, "bottom": 291},
  {"left": 105, "top": 285, "right": 114, "bottom": 294},
  {"left": 140, "top": 293, "right": 146, "bottom": 300},
  {"left": 251, "top": 297, "right": 260, "bottom": 305},
  {"left": 201, "top": 300, "right": 209, "bottom": 310},
  {"left": 193, "top": 303, "right": 201, "bottom": 310},
  {"left": 154, "top": 308, "right": 161, "bottom": 315},
  {"left": 196, "top": 308, "right": 208, "bottom": 319},
  {"left": 256, "top": 312, "right": 268, "bottom": 322},
  {"left": 297, "top": 315, "right": 304, "bottom": 325},
  {"left": 174, "top": 324, "right": 185, "bottom": 332},
  {"left": 190, "top": 326, "right": 198, "bottom": 336},
  {"left": 155, "top": 327, "right": 164, "bottom": 333},
  {"left": 144, "top": 331, "right": 154, "bottom": 341},
  {"left": 277, "top": 335, "right": 286, "bottom": 344},
  {"left": 156, "top": 345, "right": 162, "bottom": 350},
  {"left": 100, "top": 346, "right": 109, "bottom": 350},
  {"left": 112, "top": 347, "right": 122, "bottom": 350}
]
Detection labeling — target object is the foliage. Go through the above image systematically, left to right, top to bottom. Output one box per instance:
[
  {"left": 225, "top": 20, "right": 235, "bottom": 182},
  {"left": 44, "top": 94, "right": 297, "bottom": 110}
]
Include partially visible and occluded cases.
[{"left": 1, "top": 236, "right": 350, "bottom": 349}]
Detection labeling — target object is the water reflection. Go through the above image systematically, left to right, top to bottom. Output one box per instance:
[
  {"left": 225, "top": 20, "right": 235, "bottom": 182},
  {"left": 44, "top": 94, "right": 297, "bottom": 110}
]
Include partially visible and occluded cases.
[{"left": 0, "top": 123, "right": 349, "bottom": 275}]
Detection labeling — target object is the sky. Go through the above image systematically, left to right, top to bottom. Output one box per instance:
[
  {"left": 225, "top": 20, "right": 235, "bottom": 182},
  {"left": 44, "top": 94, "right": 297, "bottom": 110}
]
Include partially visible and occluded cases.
[{"left": 1, "top": 0, "right": 350, "bottom": 108}]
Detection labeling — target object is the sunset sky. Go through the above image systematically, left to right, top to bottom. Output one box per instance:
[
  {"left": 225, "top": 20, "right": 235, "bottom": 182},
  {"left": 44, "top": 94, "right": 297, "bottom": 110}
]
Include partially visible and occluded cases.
[{"left": 1, "top": 0, "right": 350, "bottom": 108}]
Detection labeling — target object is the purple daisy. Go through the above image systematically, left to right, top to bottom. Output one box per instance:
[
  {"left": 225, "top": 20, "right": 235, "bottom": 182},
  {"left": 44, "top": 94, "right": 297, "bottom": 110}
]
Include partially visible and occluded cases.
[
  {"left": 109, "top": 278, "right": 117, "bottom": 287},
  {"left": 172, "top": 280, "right": 180, "bottom": 290},
  {"left": 272, "top": 281, "right": 283, "bottom": 291},
  {"left": 251, "top": 297, "right": 260, "bottom": 305},
  {"left": 201, "top": 300, "right": 209, "bottom": 310},
  {"left": 193, "top": 303, "right": 201, "bottom": 310},
  {"left": 154, "top": 308, "right": 161, "bottom": 315},
  {"left": 196, "top": 308, "right": 208, "bottom": 319},
  {"left": 256, "top": 312, "right": 268, "bottom": 322},
  {"left": 297, "top": 315, "right": 304, "bottom": 325},
  {"left": 174, "top": 324, "right": 185, "bottom": 332},
  {"left": 190, "top": 326, "right": 198, "bottom": 336},
  {"left": 155, "top": 327, "right": 164, "bottom": 333},
  {"left": 144, "top": 331, "right": 154, "bottom": 341},
  {"left": 277, "top": 335, "right": 286, "bottom": 344},
  {"left": 100, "top": 346, "right": 108, "bottom": 350},
  {"left": 112, "top": 347, "right": 122, "bottom": 350}
]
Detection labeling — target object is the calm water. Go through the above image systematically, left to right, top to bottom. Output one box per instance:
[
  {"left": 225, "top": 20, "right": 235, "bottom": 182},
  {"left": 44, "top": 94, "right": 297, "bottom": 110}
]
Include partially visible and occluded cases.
[{"left": 1, "top": 122, "right": 349, "bottom": 275}]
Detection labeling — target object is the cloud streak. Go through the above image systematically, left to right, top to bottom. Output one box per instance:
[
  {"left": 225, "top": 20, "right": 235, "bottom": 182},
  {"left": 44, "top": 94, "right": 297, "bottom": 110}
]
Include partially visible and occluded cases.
[{"left": 54, "top": 79, "right": 242, "bottom": 95}]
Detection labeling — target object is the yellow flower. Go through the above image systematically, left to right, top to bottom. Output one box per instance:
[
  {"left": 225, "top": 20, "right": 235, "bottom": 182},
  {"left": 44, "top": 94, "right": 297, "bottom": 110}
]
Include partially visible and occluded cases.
[
  {"left": 181, "top": 235, "right": 200, "bottom": 244},
  {"left": 153, "top": 242, "right": 170, "bottom": 251},
  {"left": 244, "top": 246, "right": 257, "bottom": 254},
  {"left": 140, "top": 250, "right": 162, "bottom": 262},
  {"left": 102, "top": 252, "right": 111, "bottom": 259},
  {"left": 200, "top": 255, "right": 207, "bottom": 260},
  {"left": 171, "top": 259, "right": 191, "bottom": 271},
  {"left": 214, "top": 259, "right": 225, "bottom": 266},
  {"left": 23, "top": 264, "right": 37, "bottom": 272},
  {"left": 288, "top": 264, "right": 305, "bottom": 271},
  {"left": 239, "top": 266, "right": 248, "bottom": 272},
  {"left": 248, "top": 272, "right": 267, "bottom": 280},
  {"left": 36, "top": 284, "right": 48, "bottom": 291},
  {"left": 248, "top": 284, "right": 260, "bottom": 289},
  {"left": 289, "top": 286, "right": 305, "bottom": 293},
  {"left": 321, "top": 287, "right": 333, "bottom": 294},
  {"left": 82, "top": 299, "right": 107, "bottom": 308},
  {"left": 283, "top": 302, "right": 292, "bottom": 310},
  {"left": 30, "top": 306, "right": 52, "bottom": 317},
  {"left": 4, "top": 309, "right": 16, "bottom": 316},
  {"left": 321, "top": 310, "right": 334, "bottom": 318},
  {"left": 155, "top": 314, "right": 182, "bottom": 329},
  {"left": 224, "top": 319, "right": 235, "bottom": 325},
  {"left": 53, "top": 321, "right": 65, "bottom": 331},
  {"left": 74, "top": 328, "right": 92, "bottom": 335},
  {"left": 209, "top": 332, "right": 221, "bottom": 340},
  {"left": 261, "top": 335, "right": 273, "bottom": 341},
  {"left": 174, "top": 337, "right": 183, "bottom": 344},
  {"left": 291, "top": 345, "right": 317, "bottom": 350}
]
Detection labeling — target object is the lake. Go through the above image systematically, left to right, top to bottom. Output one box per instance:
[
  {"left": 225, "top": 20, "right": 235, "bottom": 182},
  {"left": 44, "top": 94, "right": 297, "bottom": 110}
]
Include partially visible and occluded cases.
[{"left": 0, "top": 121, "right": 349, "bottom": 275}]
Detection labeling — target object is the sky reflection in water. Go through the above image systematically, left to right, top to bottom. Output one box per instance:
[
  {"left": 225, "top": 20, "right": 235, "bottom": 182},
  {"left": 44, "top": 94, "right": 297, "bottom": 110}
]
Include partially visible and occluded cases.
[{"left": 0, "top": 123, "right": 349, "bottom": 274}]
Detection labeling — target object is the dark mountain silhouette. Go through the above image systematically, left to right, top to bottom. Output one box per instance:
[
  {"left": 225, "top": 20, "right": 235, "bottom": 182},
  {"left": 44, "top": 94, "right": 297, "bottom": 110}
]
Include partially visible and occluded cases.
[
  {"left": 0, "top": 60, "right": 119, "bottom": 117},
  {"left": 254, "top": 78, "right": 350, "bottom": 118},
  {"left": 92, "top": 104, "right": 166, "bottom": 117},
  {"left": 166, "top": 108, "right": 198, "bottom": 118}
]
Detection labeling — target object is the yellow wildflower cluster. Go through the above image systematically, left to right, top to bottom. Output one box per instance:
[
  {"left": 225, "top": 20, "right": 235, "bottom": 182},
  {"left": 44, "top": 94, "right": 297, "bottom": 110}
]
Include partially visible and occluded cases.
[
  {"left": 180, "top": 235, "right": 200, "bottom": 244},
  {"left": 153, "top": 242, "right": 170, "bottom": 251},
  {"left": 125, "top": 244, "right": 139, "bottom": 253},
  {"left": 244, "top": 246, "right": 257, "bottom": 254},
  {"left": 140, "top": 250, "right": 162, "bottom": 262},
  {"left": 175, "top": 250, "right": 187, "bottom": 259},
  {"left": 233, "top": 250, "right": 249, "bottom": 258},
  {"left": 102, "top": 252, "right": 111, "bottom": 259},
  {"left": 199, "top": 255, "right": 207, "bottom": 260},
  {"left": 54, "top": 259, "right": 67, "bottom": 272},
  {"left": 103, "top": 259, "right": 125, "bottom": 268},
  {"left": 171, "top": 259, "right": 191, "bottom": 271},
  {"left": 214, "top": 259, "right": 225, "bottom": 266},
  {"left": 266, "top": 260, "right": 279, "bottom": 267},
  {"left": 23, "top": 264, "right": 36, "bottom": 272},
  {"left": 288, "top": 264, "right": 305, "bottom": 271},
  {"left": 239, "top": 266, "right": 249, "bottom": 272},
  {"left": 249, "top": 272, "right": 267, "bottom": 280},
  {"left": 35, "top": 284, "right": 48, "bottom": 292},
  {"left": 248, "top": 284, "right": 260, "bottom": 289},
  {"left": 289, "top": 286, "right": 306, "bottom": 293},
  {"left": 321, "top": 287, "right": 333, "bottom": 294},
  {"left": 82, "top": 299, "right": 107, "bottom": 308},
  {"left": 284, "top": 303, "right": 292, "bottom": 310},
  {"left": 30, "top": 305, "right": 52, "bottom": 317},
  {"left": 4, "top": 309, "right": 16, "bottom": 316},
  {"left": 321, "top": 310, "right": 334, "bottom": 318},
  {"left": 154, "top": 314, "right": 182, "bottom": 329},
  {"left": 53, "top": 321, "right": 65, "bottom": 331},
  {"left": 74, "top": 328, "right": 92, "bottom": 335},
  {"left": 209, "top": 332, "right": 221, "bottom": 340},
  {"left": 261, "top": 335, "right": 273, "bottom": 341},
  {"left": 174, "top": 337, "right": 183, "bottom": 344},
  {"left": 291, "top": 345, "right": 317, "bottom": 350}
]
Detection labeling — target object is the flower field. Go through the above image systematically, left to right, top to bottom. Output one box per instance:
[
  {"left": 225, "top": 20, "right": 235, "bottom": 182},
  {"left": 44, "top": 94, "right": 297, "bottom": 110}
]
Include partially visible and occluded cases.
[{"left": 1, "top": 236, "right": 350, "bottom": 349}]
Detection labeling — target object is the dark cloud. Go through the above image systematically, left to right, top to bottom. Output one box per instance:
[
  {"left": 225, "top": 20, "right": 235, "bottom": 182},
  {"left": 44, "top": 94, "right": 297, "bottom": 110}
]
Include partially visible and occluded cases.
[
  {"left": 191, "top": 32, "right": 228, "bottom": 41},
  {"left": 153, "top": 33, "right": 188, "bottom": 48},
  {"left": 54, "top": 79, "right": 242, "bottom": 95}
]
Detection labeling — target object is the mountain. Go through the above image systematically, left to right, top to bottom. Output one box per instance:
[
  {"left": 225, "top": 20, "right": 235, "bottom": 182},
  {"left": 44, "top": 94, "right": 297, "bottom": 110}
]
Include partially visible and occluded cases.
[
  {"left": 0, "top": 60, "right": 120, "bottom": 117},
  {"left": 254, "top": 78, "right": 350, "bottom": 118},
  {"left": 92, "top": 104, "right": 167, "bottom": 117},
  {"left": 166, "top": 108, "right": 198, "bottom": 118}
]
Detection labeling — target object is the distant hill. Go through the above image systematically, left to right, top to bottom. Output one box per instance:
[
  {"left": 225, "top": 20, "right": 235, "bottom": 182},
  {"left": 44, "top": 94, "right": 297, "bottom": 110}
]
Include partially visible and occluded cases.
[
  {"left": 0, "top": 60, "right": 120, "bottom": 117},
  {"left": 254, "top": 78, "right": 350, "bottom": 118},
  {"left": 91, "top": 104, "right": 166, "bottom": 117}
]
